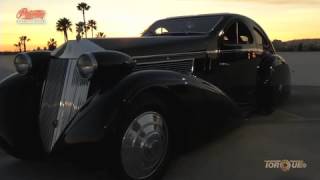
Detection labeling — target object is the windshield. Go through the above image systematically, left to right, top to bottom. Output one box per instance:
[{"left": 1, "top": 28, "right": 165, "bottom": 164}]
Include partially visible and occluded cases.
[{"left": 143, "top": 16, "right": 223, "bottom": 36}]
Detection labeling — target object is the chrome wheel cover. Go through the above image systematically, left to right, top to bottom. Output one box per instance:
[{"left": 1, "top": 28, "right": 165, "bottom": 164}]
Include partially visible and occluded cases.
[{"left": 121, "top": 111, "right": 168, "bottom": 179}]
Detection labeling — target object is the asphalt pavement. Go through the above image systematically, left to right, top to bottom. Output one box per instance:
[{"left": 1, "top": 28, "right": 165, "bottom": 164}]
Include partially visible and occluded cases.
[{"left": 0, "top": 53, "right": 319, "bottom": 180}]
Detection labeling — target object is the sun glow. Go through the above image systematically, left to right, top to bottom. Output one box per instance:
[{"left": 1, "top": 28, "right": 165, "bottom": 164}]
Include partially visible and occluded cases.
[{"left": 1, "top": 0, "right": 320, "bottom": 51}]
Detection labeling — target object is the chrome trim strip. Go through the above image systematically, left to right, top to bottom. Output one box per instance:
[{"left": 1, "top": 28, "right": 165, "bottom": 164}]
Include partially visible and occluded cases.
[
  {"left": 133, "top": 48, "right": 263, "bottom": 60},
  {"left": 215, "top": 48, "right": 264, "bottom": 53},
  {"left": 206, "top": 50, "right": 220, "bottom": 55},
  {"left": 133, "top": 51, "right": 205, "bottom": 60},
  {"left": 135, "top": 58, "right": 195, "bottom": 75},
  {"left": 137, "top": 58, "right": 194, "bottom": 65},
  {"left": 191, "top": 58, "right": 195, "bottom": 73}
]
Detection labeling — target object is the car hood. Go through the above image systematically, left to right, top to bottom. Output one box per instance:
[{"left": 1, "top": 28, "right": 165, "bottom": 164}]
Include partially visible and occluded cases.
[{"left": 51, "top": 36, "right": 210, "bottom": 59}]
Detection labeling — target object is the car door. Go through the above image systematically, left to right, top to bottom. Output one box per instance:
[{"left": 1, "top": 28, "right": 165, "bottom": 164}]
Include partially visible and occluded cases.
[
  {"left": 207, "top": 19, "right": 258, "bottom": 103},
  {"left": 222, "top": 20, "right": 261, "bottom": 102}
]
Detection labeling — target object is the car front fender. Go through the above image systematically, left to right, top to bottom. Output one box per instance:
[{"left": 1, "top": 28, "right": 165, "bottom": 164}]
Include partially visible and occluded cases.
[
  {"left": 61, "top": 70, "right": 241, "bottom": 148},
  {"left": 0, "top": 73, "right": 44, "bottom": 157}
]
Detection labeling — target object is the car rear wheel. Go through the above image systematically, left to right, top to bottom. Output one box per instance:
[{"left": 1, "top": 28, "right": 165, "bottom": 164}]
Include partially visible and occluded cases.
[{"left": 257, "top": 76, "right": 284, "bottom": 115}]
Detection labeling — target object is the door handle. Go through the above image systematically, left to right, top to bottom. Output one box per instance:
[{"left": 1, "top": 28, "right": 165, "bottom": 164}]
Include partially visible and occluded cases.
[{"left": 218, "top": 62, "right": 230, "bottom": 66}]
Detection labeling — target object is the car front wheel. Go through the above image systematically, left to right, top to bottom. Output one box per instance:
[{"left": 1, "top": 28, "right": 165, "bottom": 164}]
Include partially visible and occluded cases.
[
  {"left": 109, "top": 93, "right": 172, "bottom": 180},
  {"left": 122, "top": 111, "right": 168, "bottom": 179}
]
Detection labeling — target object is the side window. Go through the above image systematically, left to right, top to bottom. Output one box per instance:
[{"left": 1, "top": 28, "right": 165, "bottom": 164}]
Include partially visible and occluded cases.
[
  {"left": 222, "top": 21, "right": 253, "bottom": 45},
  {"left": 238, "top": 22, "right": 253, "bottom": 44},
  {"left": 223, "top": 23, "right": 237, "bottom": 44},
  {"left": 154, "top": 27, "right": 168, "bottom": 35},
  {"left": 253, "top": 28, "right": 271, "bottom": 50},
  {"left": 254, "top": 29, "right": 263, "bottom": 46}
]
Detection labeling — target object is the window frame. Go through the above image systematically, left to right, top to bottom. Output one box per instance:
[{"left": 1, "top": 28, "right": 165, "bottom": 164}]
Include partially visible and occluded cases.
[
  {"left": 220, "top": 20, "right": 254, "bottom": 48},
  {"left": 237, "top": 21, "right": 254, "bottom": 45},
  {"left": 253, "top": 27, "right": 272, "bottom": 51}
]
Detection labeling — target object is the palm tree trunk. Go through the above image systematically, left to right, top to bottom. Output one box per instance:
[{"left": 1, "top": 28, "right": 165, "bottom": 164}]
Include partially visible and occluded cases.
[
  {"left": 83, "top": 10, "right": 87, "bottom": 38},
  {"left": 91, "top": 29, "right": 93, "bottom": 38},
  {"left": 64, "top": 30, "right": 68, "bottom": 42},
  {"left": 23, "top": 40, "right": 26, "bottom": 52}
]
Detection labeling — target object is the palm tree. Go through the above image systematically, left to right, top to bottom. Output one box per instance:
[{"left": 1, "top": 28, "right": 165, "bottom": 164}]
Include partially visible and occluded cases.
[
  {"left": 77, "top": 2, "right": 90, "bottom": 38},
  {"left": 56, "top": 18, "right": 72, "bottom": 42},
  {"left": 87, "top": 20, "right": 97, "bottom": 38},
  {"left": 76, "top": 21, "right": 85, "bottom": 38},
  {"left": 96, "top": 32, "right": 106, "bottom": 38},
  {"left": 19, "top": 36, "right": 30, "bottom": 52},
  {"left": 47, "top": 38, "right": 57, "bottom": 50},
  {"left": 14, "top": 42, "right": 22, "bottom": 52}
]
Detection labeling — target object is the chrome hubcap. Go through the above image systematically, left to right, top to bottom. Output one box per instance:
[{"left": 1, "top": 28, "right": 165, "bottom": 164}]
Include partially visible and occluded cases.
[{"left": 121, "top": 111, "right": 168, "bottom": 179}]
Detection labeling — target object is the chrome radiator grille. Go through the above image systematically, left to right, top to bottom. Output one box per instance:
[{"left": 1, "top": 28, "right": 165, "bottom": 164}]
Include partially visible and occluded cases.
[
  {"left": 39, "top": 59, "right": 90, "bottom": 152},
  {"left": 134, "top": 59, "right": 194, "bottom": 75}
]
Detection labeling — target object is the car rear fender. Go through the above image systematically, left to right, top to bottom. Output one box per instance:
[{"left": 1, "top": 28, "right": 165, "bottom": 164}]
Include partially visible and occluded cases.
[{"left": 258, "top": 52, "right": 291, "bottom": 86}]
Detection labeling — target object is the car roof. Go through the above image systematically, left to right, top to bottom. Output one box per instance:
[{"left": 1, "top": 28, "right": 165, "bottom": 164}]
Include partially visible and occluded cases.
[{"left": 162, "top": 13, "right": 247, "bottom": 21}]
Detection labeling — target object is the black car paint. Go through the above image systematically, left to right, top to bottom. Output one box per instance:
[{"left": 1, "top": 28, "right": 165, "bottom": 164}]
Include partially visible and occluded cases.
[
  {"left": 0, "top": 13, "right": 290, "bottom": 157},
  {"left": 89, "top": 36, "right": 210, "bottom": 57},
  {"left": 62, "top": 69, "right": 240, "bottom": 145},
  {"left": 0, "top": 73, "right": 44, "bottom": 157}
]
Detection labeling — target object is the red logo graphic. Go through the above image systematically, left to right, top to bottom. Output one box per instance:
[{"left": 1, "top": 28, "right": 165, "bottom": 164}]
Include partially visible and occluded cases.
[{"left": 16, "top": 8, "right": 46, "bottom": 19}]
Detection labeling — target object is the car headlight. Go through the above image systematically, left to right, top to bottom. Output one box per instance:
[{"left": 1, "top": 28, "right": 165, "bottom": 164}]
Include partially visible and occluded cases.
[
  {"left": 14, "top": 53, "right": 32, "bottom": 75},
  {"left": 77, "top": 53, "right": 98, "bottom": 78}
]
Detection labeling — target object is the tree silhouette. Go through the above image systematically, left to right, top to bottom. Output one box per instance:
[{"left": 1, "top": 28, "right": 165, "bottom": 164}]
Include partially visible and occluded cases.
[
  {"left": 77, "top": 2, "right": 90, "bottom": 38},
  {"left": 56, "top": 18, "right": 72, "bottom": 42},
  {"left": 87, "top": 19, "right": 97, "bottom": 38},
  {"left": 76, "top": 21, "right": 85, "bottom": 38},
  {"left": 96, "top": 32, "right": 106, "bottom": 38},
  {"left": 19, "top": 36, "right": 30, "bottom": 52},
  {"left": 47, "top": 38, "right": 57, "bottom": 50},
  {"left": 14, "top": 42, "right": 22, "bottom": 52}
]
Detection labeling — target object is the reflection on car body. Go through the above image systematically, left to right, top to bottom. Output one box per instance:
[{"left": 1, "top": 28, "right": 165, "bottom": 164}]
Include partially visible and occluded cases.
[{"left": 0, "top": 13, "right": 290, "bottom": 180}]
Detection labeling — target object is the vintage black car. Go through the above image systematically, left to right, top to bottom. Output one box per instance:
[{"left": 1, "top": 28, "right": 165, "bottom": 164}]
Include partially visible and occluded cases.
[{"left": 0, "top": 13, "right": 290, "bottom": 180}]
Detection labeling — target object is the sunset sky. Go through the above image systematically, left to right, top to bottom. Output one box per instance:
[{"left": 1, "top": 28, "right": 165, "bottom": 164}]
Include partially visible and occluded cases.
[{"left": 1, "top": 0, "right": 320, "bottom": 51}]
